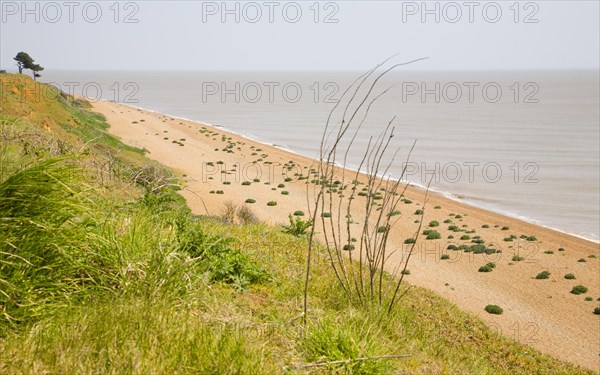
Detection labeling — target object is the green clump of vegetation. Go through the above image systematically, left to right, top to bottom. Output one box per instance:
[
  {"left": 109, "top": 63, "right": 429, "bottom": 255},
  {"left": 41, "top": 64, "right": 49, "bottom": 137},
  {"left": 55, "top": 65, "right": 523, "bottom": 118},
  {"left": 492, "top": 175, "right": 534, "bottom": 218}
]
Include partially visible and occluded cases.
[
  {"left": 241, "top": 181, "right": 251, "bottom": 186},
  {"left": 281, "top": 190, "right": 289, "bottom": 195},
  {"left": 245, "top": 198, "right": 256, "bottom": 204},
  {"left": 266, "top": 201, "right": 277, "bottom": 207},
  {"left": 414, "top": 209, "right": 423, "bottom": 215},
  {"left": 293, "top": 210, "right": 305, "bottom": 217},
  {"left": 322, "top": 212, "right": 331, "bottom": 218},
  {"left": 281, "top": 214, "right": 312, "bottom": 237},
  {"left": 428, "top": 220, "right": 439, "bottom": 227},
  {"left": 501, "top": 226, "right": 509, "bottom": 230},
  {"left": 424, "top": 230, "right": 441, "bottom": 240},
  {"left": 460, "top": 235, "right": 471, "bottom": 240},
  {"left": 404, "top": 238, "right": 416, "bottom": 244},
  {"left": 544, "top": 250, "right": 554, "bottom": 254},
  {"left": 441, "top": 254, "right": 450, "bottom": 260},
  {"left": 512, "top": 256, "right": 524, "bottom": 262},
  {"left": 577, "top": 258, "right": 587, "bottom": 263},
  {"left": 478, "top": 265, "right": 493, "bottom": 273},
  {"left": 535, "top": 271, "right": 551, "bottom": 280},
  {"left": 564, "top": 273, "right": 576, "bottom": 280},
  {"left": 571, "top": 286, "right": 588, "bottom": 295},
  {"left": 584, "top": 297, "right": 593, "bottom": 301},
  {"left": 484, "top": 305, "right": 503, "bottom": 315}
]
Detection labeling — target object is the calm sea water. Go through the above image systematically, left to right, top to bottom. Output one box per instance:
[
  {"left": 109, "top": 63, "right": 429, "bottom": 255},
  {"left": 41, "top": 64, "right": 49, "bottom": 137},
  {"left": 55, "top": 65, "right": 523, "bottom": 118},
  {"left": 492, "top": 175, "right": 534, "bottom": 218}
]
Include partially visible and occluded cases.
[{"left": 42, "top": 70, "right": 600, "bottom": 241}]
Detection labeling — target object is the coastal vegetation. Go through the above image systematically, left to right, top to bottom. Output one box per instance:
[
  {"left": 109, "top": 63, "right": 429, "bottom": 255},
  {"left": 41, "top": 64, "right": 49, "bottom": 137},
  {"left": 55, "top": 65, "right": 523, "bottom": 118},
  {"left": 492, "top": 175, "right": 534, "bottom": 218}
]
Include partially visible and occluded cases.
[{"left": 0, "top": 74, "right": 595, "bottom": 373}]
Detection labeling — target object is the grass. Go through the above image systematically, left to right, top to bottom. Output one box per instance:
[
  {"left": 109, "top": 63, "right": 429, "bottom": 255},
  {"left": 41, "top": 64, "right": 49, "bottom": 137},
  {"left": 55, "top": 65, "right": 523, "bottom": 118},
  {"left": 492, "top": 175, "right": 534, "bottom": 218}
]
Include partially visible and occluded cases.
[{"left": 0, "top": 74, "right": 593, "bottom": 375}]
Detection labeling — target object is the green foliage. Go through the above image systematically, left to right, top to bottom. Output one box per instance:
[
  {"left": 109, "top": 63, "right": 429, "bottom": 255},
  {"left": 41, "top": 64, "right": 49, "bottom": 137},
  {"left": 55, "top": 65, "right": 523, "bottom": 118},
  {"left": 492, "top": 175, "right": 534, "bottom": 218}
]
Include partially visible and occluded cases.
[
  {"left": 245, "top": 198, "right": 256, "bottom": 204},
  {"left": 266, "top": 201, "right": 277, "bottom": 206},
  {"left": 293, "top": 210, "right": 305, "bottom": 216},
  {"left": 322, "top": 212, "right": 331, "bottom": 218},
  {"left": 281, "top": 214, "right": 312, "bottom": 237},
  {"left": 428, "top": 220, "right": 439, "bottom": 227},
  {"left": 177, "top": 221, "right": 270, "bottom": 291},
  {"left": 425, "top": 230, "right": 441, "bottom": 240},
  {"left": 404, "top": 238, "right": 416, "bottom": 244},
  {"left": 441, "top": 254, "right": 450, "bottom": 260},
  {"left": 512, "top": 256, "right": 524, "bottom": 262},
  {"left": 478, "top": 265, "right": 493, "bottom": 273},
  {"left": 535, "top": 271, "right": 551, "bottom": 280},
  {"left": 564, "top": 273, "right": 576, "bottom": 280},
  {"left": 571, "top": 286, "right": 588, "bottom": 295},
  {"left": 484, "top": 305, "right": 503, "bottom": 315},
  {"left": 301, "top": 317, "right": 392, "bottom": 374}
]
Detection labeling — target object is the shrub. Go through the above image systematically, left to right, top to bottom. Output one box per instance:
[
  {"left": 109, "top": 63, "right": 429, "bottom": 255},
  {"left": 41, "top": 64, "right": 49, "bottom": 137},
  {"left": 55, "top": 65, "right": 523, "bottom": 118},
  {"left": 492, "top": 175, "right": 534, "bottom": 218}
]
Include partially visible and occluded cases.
[
  {"left": 284, "top": 177, "right": 292, "bottom": 182},
  {"left": 241, "top": 181, "right": 251, "bottom": 186},
  {"left": 277, "top": 183, "right": 285, "bottom": 188},
  {"left": 216, "top": 190, "right": 224, "bottom": 195},
  {"left": 281, "top": 190, "right": 289, "bottom": 195},
  {"left": 245, "top": 198, "right": 256, "bottom": 204},
  {"left": 403, "top": 199, "right": 412, "bottom": 204},
  {"left": 266, "top": 201, "right": 277, "bottom": 207},
  {"left": 237, "top": 205, "right": 258, "bottom": 224},
  {"left": 434, "top": 205, "right": 441, "bottom": 209},
  {"left": 414, "top": 209, "right": 423, "bottom": 215},
  {"left": 293, "top": 210, "right": 304, "bottom": 216},
  {"left": 388, "top": 210, "right": 401, "bottom": 217},
  {"left": 322, "top": 212, "right": 331, "bottom": 218},
  {"left": 281, "top": 214, "right": 312, "bottom": 237},
  {"left": 443, "top": 219, "right": 452, "bottom": 223},
  {"left": 429, "top": 220, "right": 439, "bottom": 227},
  {"left": 482, "top": 224, "right": 489, "bottom": 228},
  {"left": 377, "top": 226, "right": 388, "bottom": 233},
  {"left": 501, "top": 226, "right": 509, "bottom": 230},
  {"left": 426, "top": 230, "right": 441, "bottom": 240},
  {"left": 447, "top": 235, "right": 454, "bottom": 239},
  {"left": 460, "top": 235, "right": 471, "bottom": 240},
  {"left": 526, "top": 236, "right": 537, "bottom": 241},
  {"left": 404, "top": 238, "right": 416, "bottom": 244},
  {"left": 342, "top": 244, "right": 355, "bottom": 251},
  {"left": 447, "top": 245, "right": 458, "bottom": 250},
  {"left": 558, "top": 247, "right": 565, "bottom": 251},
  {"left": 544, "top": 250, "right": 554, "bottom": 254},
  {"left": 441, "top": 254, "right": 450, "bottom": 260},
  {"left": 589, "top": 255, "right": 597, "bottom": 258},
  {"left": 512, "top": 256, "right": 524, "bottom": 262},
  {"left": 578, "top": 258, "right": 587, "bottom": 263},
  {"left": 486, "top": 262, "right": 496, "bottom": 268},
  {"left": 478, "top": 265, "right": 493, "bottom": 272},
  {"left": 401, "top": 269, "right": 411, "bottom": 275},
  {"left": 535, "top": 271, "right": 550, "bottom": 279},
  {"left": 564, "top": 273, "right": 576, "bottom": 280},
  {"left": 571, "top": 285, "right": 588, "bottom": 295},
  {"left": 584, "top": 297, "right": 593, "bottom": 301},
  {"left": 485, "top": 305, "right": 503, "bottom": 315},
  {"left": 594, "top": 307, "right": 600, "bottom": 315}
]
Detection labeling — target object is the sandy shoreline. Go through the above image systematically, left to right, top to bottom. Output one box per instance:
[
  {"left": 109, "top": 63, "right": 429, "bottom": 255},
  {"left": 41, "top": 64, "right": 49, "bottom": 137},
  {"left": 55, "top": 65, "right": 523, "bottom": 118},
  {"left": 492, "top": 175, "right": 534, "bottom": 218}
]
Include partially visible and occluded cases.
[{"left": 92, "top": 99, "right": 599, "bottom": 370}]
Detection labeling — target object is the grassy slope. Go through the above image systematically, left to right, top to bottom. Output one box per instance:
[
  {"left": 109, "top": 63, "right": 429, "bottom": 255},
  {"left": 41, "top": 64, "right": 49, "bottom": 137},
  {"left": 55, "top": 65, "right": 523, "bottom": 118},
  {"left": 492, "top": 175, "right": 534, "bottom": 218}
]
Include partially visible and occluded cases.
[{"left": 0, "top": 74, "right": 591, "bottom": 374}]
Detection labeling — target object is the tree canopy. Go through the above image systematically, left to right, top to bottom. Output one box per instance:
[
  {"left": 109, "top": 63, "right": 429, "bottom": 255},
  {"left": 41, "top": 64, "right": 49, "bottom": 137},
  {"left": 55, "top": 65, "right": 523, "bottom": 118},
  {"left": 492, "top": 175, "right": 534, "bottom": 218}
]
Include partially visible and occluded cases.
[{"left": 13, "top": 52, "right": 44, "bottom": 81}]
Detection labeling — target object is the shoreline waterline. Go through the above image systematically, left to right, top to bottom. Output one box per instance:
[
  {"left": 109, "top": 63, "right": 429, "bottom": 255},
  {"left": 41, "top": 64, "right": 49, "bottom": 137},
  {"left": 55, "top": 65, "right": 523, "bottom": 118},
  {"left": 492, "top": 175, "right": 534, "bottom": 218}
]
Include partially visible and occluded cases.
[{"left": 98, "top": 98, "right": 599, "bottom": 244}]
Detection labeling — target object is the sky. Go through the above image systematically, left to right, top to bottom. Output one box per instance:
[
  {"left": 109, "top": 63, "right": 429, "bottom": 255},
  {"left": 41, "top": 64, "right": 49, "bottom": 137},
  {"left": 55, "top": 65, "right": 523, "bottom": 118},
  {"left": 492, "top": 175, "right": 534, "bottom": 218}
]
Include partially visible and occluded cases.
[{"left": 0, "top": 1, "right": 599, "bottom": 71}]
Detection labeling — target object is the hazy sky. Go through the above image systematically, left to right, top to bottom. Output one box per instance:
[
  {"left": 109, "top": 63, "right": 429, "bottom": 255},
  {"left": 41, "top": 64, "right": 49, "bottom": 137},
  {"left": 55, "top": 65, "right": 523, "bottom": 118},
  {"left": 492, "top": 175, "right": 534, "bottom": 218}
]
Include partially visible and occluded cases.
[{"left": 1, "top": 1, "right": 599, "bottom": 71}]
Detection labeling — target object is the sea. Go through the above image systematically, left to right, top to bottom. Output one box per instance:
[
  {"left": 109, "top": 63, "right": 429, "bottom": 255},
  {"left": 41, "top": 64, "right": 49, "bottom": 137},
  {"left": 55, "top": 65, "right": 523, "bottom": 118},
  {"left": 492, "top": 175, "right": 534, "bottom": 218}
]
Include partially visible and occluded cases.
[{"left": 41, "top": 70, "right": 600, "bottom": 241}]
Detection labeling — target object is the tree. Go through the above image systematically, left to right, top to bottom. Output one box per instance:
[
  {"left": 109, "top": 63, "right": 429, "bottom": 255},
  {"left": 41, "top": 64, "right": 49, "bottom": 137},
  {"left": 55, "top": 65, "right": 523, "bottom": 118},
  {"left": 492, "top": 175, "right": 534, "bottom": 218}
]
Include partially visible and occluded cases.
[
  {"left": 13, "top": 52, "right": 44, "bottom": 80},
  {"left": 14, "top": 52, "right": 33, "bottom": 74},
  {"left": 30, "top": 64, "right": 44, "bottom": 81}
]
